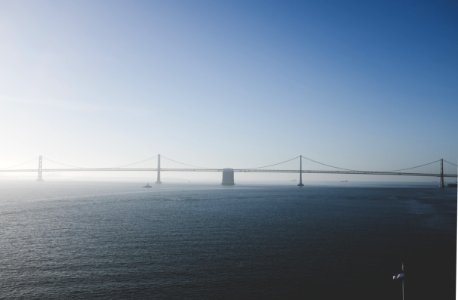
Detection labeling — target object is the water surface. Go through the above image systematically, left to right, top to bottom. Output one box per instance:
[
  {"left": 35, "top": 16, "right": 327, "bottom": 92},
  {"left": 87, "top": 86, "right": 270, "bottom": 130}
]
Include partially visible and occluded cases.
[{"left": 0, "top": 182, "right": 455, "bottom": 299}]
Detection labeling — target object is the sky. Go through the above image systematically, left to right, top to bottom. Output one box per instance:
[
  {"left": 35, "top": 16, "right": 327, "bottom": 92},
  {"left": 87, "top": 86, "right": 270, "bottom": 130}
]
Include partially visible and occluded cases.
[{"left": 0, "top": 0, "right": 457, "bottom": 182}]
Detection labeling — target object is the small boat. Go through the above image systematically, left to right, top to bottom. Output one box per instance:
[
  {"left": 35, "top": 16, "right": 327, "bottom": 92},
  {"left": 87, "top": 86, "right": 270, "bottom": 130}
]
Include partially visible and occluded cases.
[{"left": 143, "top": 183, "right": 152, "bottom": 188}]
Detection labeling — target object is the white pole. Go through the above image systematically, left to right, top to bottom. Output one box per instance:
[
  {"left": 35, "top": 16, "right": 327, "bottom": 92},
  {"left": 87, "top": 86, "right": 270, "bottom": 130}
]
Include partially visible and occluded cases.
[
  {"left": 401, "top": 262, "right": 405, "bottom": 300},
  {"left": 402, "top": 279, "right": 405, "bottom": 300}
]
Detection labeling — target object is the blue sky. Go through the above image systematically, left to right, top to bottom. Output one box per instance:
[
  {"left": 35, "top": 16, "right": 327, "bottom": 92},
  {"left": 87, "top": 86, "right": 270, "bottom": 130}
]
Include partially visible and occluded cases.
[{"left": 0, "top": 0, "right": 456, "bottom": 181}]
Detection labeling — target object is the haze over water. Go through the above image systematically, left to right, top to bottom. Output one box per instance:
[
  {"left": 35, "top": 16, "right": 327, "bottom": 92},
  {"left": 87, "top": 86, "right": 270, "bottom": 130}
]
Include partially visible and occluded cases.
[{"left": 1, "top": 182, "right": 455, "bottom": 299}]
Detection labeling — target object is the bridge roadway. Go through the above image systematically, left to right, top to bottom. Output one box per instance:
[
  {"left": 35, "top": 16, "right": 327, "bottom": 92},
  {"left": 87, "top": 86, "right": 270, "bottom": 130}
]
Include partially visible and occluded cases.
[{"left": 0, "top": 167, "right": 455, "bottom": 178}]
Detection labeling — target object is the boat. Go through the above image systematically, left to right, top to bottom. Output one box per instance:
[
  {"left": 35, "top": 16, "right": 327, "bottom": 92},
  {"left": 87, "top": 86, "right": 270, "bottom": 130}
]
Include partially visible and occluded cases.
[{"left": 143, "top": 183, "right": 152, "bottom": 188}]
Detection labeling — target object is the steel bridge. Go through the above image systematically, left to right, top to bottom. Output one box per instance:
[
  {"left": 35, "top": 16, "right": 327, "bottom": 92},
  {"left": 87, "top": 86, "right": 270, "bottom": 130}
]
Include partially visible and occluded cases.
[{"left": 0, "top": 154, "right": 456, "bottom": 187}]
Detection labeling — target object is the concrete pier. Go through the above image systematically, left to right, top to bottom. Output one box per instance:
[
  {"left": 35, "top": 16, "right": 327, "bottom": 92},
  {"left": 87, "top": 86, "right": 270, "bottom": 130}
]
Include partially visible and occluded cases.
[{"left": 222, "top": 168, "right": 235, "bottom": 186}]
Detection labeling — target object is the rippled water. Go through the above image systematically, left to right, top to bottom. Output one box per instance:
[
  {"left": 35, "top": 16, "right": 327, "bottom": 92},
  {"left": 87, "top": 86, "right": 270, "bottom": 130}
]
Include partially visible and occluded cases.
[{"left": 0, "top": 182, "right": 455, "bottom": 299}]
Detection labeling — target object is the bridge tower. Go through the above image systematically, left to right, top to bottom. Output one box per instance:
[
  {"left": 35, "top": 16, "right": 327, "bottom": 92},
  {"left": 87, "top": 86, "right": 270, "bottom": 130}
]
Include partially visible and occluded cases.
[
  {"left": 156, "top": 154, "right": 161, "bottom": 184},
  {"left": 37, "top": 155, "right": 43, "bottom": 181},
  {"left": 298, "top": 155, "right": 304, "bottom": 187},
  {"left": 440, "top": 158, "right": 445, "bottom": 188}
]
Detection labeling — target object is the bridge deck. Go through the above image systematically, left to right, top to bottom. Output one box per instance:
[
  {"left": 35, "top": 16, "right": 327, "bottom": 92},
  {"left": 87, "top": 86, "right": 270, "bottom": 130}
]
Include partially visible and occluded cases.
[{"left": 0, "top": 168, "right": 455, "bottom": 177}]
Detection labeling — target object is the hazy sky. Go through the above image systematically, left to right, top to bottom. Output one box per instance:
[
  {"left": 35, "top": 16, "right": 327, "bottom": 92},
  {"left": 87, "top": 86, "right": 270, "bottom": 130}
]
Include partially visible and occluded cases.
[{"left": 0, "top": 0, "right": 457, "bottom": 181}]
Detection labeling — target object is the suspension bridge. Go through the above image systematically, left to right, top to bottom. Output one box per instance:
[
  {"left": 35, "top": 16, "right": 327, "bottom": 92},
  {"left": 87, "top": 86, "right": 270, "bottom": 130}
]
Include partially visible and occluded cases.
[{"left": 0, "top": 155, "right": 456, "bottom": 187}]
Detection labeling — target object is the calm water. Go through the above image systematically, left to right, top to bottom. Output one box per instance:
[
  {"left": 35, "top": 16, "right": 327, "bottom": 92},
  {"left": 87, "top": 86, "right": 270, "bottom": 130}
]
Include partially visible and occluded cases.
[{"left": 0, "top": 182, "right": 456, "bottom": 299}]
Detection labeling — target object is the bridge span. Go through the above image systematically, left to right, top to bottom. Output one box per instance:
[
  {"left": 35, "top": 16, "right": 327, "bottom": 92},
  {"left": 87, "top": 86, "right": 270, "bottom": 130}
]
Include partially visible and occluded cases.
[{"left": 0, "top": 155, "right": 456, "bottom": 187}]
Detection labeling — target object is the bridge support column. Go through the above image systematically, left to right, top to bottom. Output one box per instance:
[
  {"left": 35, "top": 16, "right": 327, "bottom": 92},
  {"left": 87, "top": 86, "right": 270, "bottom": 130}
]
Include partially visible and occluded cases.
[
  {"left": 156, "top": 154, "right": 161, "bottom": 184},
  {"left": 37, "top": 155, "right": 43, "bottom": 181},
  {"left": 298, "top": 155, "right": 304, "bottom": 187},
  {"left": 440, "top": 158, "right": 445, "bottom": 188},
  {"left": 222, "top": 168, "right": 234, "bottom": 186}
]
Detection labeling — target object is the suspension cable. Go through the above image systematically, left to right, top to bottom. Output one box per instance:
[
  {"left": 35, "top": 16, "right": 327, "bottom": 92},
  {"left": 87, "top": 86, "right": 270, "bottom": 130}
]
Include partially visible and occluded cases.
[
  {"left": 115, "top": 155, "right": 157, "bottom": 168},
  {"left": 160, "top": 155, "right": 207, "bottom": 169},
  {"left": 300, "top": 155, "right": 445, "bottom": 173},
  {"left": 301, "top": 155, "right": 357, "bottom": 171},
  {"left": 42, "top": 156, "right": 86, "bottom": 168},
  {"left": 252, "top": 156, "right": 300, "bottom": 169},
  {"left": 2, "top": 158, "right": 38, "bottom": 169},
  {"left": 389, "top": 159, "right": 441, "bottom": 172},
  {"left": 444, "top": 160, "right": 458, "bottom": 167}
]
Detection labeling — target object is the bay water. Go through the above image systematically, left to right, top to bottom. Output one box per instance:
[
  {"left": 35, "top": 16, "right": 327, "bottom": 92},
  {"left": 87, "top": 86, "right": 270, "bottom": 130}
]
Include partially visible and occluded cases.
[{"left": 0, "top": 182, "right": 455, "bottom": 299}]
